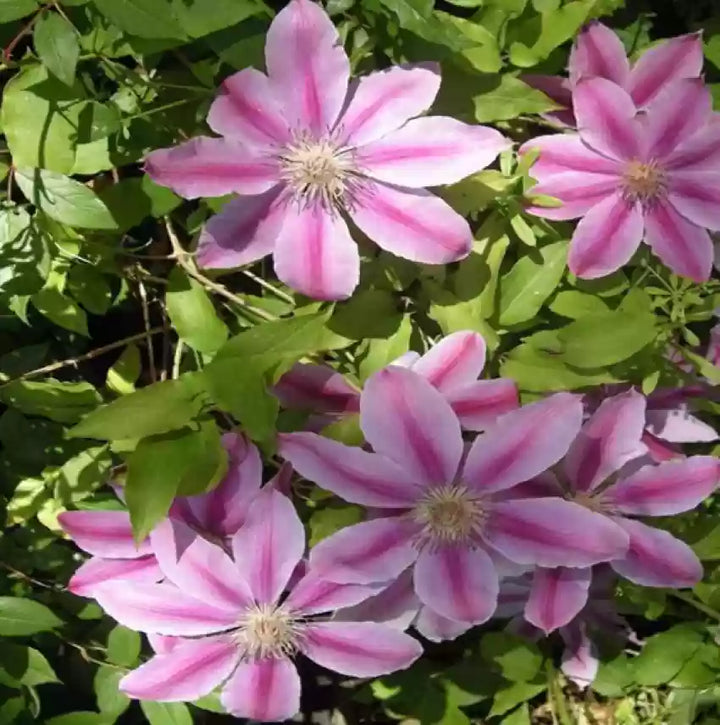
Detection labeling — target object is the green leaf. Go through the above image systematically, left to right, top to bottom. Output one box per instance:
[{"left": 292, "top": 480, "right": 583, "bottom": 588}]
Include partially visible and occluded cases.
[
  {"left": 0, "top": 0, "right": 38, "bottom": 23},
  {"left": 92, "top": 0, "right": 187, "bottom": 39},
  {"left": 171, "top": 0, "right": 265, "bottom": 38},
  {"left": 33, "top": 12, "right": 80, "bottom": 86},
  {"left": 100, "top": 177, "right": 181, "bottom": 231},
  {"left": 67, "top": 265, "right": 113, "bottom": 316},
  {"left": 166, "top": 268, "right": 228, "bottom": 354},
  {"left": 31, "top": 286, "right": 89, "bottom": 335},
  {"left": 329, "top": 290, "right": 402, "bottom": 339},
  {"left": 548, "top": 290, "right": 609, "bottom": 319},
  {"left": 357, "top": 316, "right": 413, "bottom": 380},
  {"left": 106, "top": 344, "right": 141, "bottom": 396},
  {"left": 0, "top": 379, "right": 101, "bottom": 423},
  {"left": 309, "top": 504, "right": 364, "bottom": 546},
  {"left": 0, "top": 597, "right": 62, "bottom": 636},
  {"left": 633, "top": 624, "right": 705, "bottom": 686},
  {"left": 106, "top": 625, "right": 141, "bottom": 666},
  {"left": 480, "top": 632, "right": 543, "bottom": 682},
  {"left": 0, "top": 644, "right": 59, "bottom": 687},
  {"left": 591, "top": 653, "right": 634, "bottom": 697},
  {"left": 94, "top": 667, "right": 130, "bottom": 718},
  {"left": 489, "top": 679, "right": 546, "bottom": 718},
  {"left": 140, "top": 701, "right": 192, "bottom": 725},
  {"left": 46, "top": 713, "right": 109, "bottom": 725}
]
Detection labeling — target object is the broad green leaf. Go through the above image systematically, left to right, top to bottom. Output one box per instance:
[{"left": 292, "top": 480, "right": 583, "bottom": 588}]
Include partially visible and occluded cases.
[
  {"left": 0, "top": 0, "right": 38, "bottom": 22},
  {"left": 92, "top": 0, "right": 187, "bottom": 39},
  {"left": 171, "top": 0, "right": 265, "bottom": 38},
  {"left": 34, "top": 12, "right": 80, "bottom": 86},
  {"left": 78, "top": 101, "right": 122, "bottom": 143},
  {"left": 442, "top": 171, "right": 515, "bottom": 217},
  {"left": 100, "top": 176, "right": 181, "bottom": 231},
  {"left": 67, "top": 265, "right": 113, "bottom": 316},
  {"left": 31, "top": 286, "right": 89, "bottom": 335},
  {"left": 329, "top": 290, "right": 402, "bottom": 339},
  {"left": 548, "top": 290, "right": 609, "bottom": 319},
  {"left": 357, "top": 316, "right": 413, "bottom": 380},
  {"left": 106, "top": 344, "right": 141, "bottom": 395},
  {"left": 0, "top": 379, "right": 101, "bottom": 423},
  {"left": 55, "top": 445, "right": 112, "bottom": 501},
  {"left": 5, "top": 477, "right": 48, "bottom": 524},
  {"left": 309, "top": 504, "right": 364, "bottom": 546},
  {"left": 0, "top": 597, "right": 62, "bottom": 636},
  {"left": 633, "top": 624, "right": 705, "bottom": 686},
  {"left": 106, "top": 625, "right": 141, "bottom": 666},
  {"left": 480, "top": 632, "right": 542, "bottom": 682},
  {"left": 0, "top": 644, "right": 59, "bottom": 687},
  {"left": 591, "top": 653, "right": 634, "bottom": 697},
  {"left": 94, "top": 666, "right": 130, "bottom": 718},
  {"left": 489, "top": 679, "right": 546, "bottom": 718},
  {"left": 140, "top": 701, "right": 193, "bottom": 725},
  {"left": 46, "top": 714, "right": 109, "bottom": 725}
]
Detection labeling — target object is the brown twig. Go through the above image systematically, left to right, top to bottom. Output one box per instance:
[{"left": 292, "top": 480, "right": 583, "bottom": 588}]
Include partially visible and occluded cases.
[
  {"left": 3, "top": 6, "right": 44, "bottom": 62},
  {"left": 137, "top": 279, "right": 158, "bottom": 382}
]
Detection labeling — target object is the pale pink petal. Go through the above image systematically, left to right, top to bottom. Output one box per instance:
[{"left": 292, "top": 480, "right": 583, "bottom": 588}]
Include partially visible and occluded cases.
[
  {"left": 265, "top": 0, "right": 349, "bottom": 134},
  {"left": 569, "top": 22, "right": 630, "bottom": 86},
  {"left": 629, "top": 33, "right": 704, "bottom": 108},
  {"left": 339, "top": 63, "right": 440, "bottom": 146},
  {"left": 207, "top": 68, "right": 290, "bottom": 147},
  {"left": 521, "top": 75, "right": 575, "bottom": 126},
  {"left": 573, "top": 78, "right": 640, "bottom": 160},
  {"left": 358, "top": 116, "right": 509, "bottom": 188},
  {"left": 665, "top": 119, "right": 720, "bottom": 172},
  {"left": 521, "top": 134, "right": 622, "bottom": 178},
  {"left": 144, "top": 138, "right": 279, "bottom": 198},
  {"left": 526, "top": 171, "right": 619, "bottom": 220},
  {"left": 667, "top": 172, "right": 720, "bottom": 231},
  {"left": 350, "top": 183, "right": 471, "bottom": 264},
  {"left": 196, "top": 188, "right": 286, "bottom": 270},
  {"left": 568, "top": 193, "right": 644, "bottom": 279},
  {"left": 644, "top": 198, "right": 713, "bottom": 282},
  {"left": 273, "top": 202, "right": 359, "bottom": 300},
  {"left": 410, "top": 331, "right": 486, "bottom": 393},
  {"left": 273, "top": 363, "right": 360, "bottom": 413},
  {"left": 360, "top": 366, "right": 463, "bottom": 486},
  {"left": 444, "top": 379, "right": 519, "bottom": 432},
  {"left": 564, "top": 390, "right": 647, "bottom": 493},
  {"left": 462, "top": 393, "right": 583, "bottom": 494},
  {"left": 645, "top": 406, "right": 718, "bottom": 443},
  {"left": 642, "top": 431, "right": 683, "bottom": 462},
  {"left": 278, "top": 432, "right": 421, "bottom": 508},
  {"left": 604, "top": 456, "right": 719, "bottom": 516},
  {"left": 501, "top": 472, "right": 563, "bottom": 500},
  {"left": 231, "top": 487, "right": 305, "bottom": 604},
  {"left": 483, "top": 498, "right": 629, "bottom": 567},
  {"left": 58, "top": 510, "right": 149, "bottom": 558},
  {"left": 309, "top": 516, "right": 419, "bottom": 584},
  {"left": 610, "top": 517, "right": 702, "bottom": 587},
  {"left": 413, "top": 545, "right": 498, "bottom": 624},
  {"left": 68, "top": 556, "right": 161, "bottom": 598},
  {"left": 525, "top": 567, "right": 591, "bottom": 633},
  {"left": 284, "top": 571, "right": 384, "bottom": 615},
  {"left": 94, "top": 582, "right": 238, "bottom": 635},
  {"left": 414, "top": 606, "right": 472, "bottom": 642},
  {"left": 302, "top": 621, "right": 422, "bottom": 676},
  {"left": 560, "top": 622, "right": 598, "bottom": 688},
  {"left": 147, "top": 633, "right": 180, "bottom": 655},
  {"left": 120, "top": 636, "right": 238, "bottom": 702},
  {"left": 221, "top": 657, "right": 300, "bottom": 721}
]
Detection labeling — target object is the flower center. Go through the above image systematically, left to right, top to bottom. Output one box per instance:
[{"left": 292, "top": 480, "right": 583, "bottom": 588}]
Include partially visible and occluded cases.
[
  {"left": 622, "top": 160, "right": 666, "bottom": 203},
  {"left": 412, "top": 484, "right": 485, "bottom": 547},
  {"left": 573, "top": 491, "right": 605, "bottom": 514},
  {"left": 236, "top": 603, "right": 302, "bottom": 660}
]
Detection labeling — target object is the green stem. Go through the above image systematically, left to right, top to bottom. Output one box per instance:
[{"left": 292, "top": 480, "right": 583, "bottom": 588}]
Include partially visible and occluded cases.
[
  {"left": 670, "top": 591, "right": 720, "bottom": 623},
  {"left": 546, "top": 662, "right": 573, "bottom": 725}
]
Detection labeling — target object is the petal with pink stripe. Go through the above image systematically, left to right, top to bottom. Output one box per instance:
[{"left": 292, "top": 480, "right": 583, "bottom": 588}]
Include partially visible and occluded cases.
[
  {"left": 568, "top": 22, "right": 630, "bottom": 86},
  {"left": 665, "top": 118, "right": 720, "bottom": 172},
  {"left": 521, "top": 134, "right": 621, "bottom": 178},
  {"left": 527, "top": 171, "right": 619, "bottom": 220},
  {"left": 667, "top": 172, "right": 720, "bottom": 232},
  {"left": 410, "top": 331, "right": 486, "bottom": 393},
  {"left": 273, "top": 362, "right": 360, "bottom": 413},
  {"left": 444, "top": 378, "right": 519, "bottom": 432},
  {"left": 58, "top": 510, "right": 149, "bottom": 558},
  {"left": 68, "top": 555, "right": 161, "bottom": 598},
  {"left": 525, "top": 567, "right": 591, "bottom": 633},
  {"left": 284, "top": 571, "right": 385, "bottom": 615},
  {"left": 415, "top": 606, "right": 472, "bottom": 642},
  {"left": 560, "top": 622, "right": 599, "bottom": 688}
]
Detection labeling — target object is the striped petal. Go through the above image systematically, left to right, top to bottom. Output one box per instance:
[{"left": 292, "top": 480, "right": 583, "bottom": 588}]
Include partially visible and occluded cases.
[
  {"left": 569, "top": 22, "right": 630, "bottom": 86},
  {"left": 409, "top": 331, "right": 486, "bottom": 393},
  {"left": 444, "top": 379, "right": 519, "bottom": 432},
  {"left": 59, "top": 510, "right": 149, "bottom": 558},
  {"left": 68, "top": 556, "right": 162, "bottom": 598},
  {"left": 524, "top": 567, "right": 591, "bottom": 633}
]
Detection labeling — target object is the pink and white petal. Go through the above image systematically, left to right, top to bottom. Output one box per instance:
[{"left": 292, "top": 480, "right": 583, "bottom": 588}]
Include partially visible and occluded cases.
[
  {"left": 265, "top": 0, "right": 349, "bottom": 134},
  {"left": 569, "top": 22, "right": 630, "bottom": 86},
  {"left": 629, "top": 33, "right": 704, "bottom": 108},
  {"left": 339, "top": 63, "right": 440, "bottom": 147},
  {"left": 207, "top": 68, "right": 290, "bottom": 147},
  {"left": 521, "top": 75, "right": 575, "bottom": 127},
  {"left": 573, "top": 78, "right": 640, "bottom": 160},
  {"left": 643, "top": 79, "right": 712, "bottom": 160},
  {"left": 358, "top": 116, "right": 509, "bottom": 188},
  {"left": 665, "top": 118, "right": 720, "bottom": 172},
  {"left": 520, "top": 134, "right": 621, "bottom": 179},
  {"left": 144, "top": 138, "right": 279, "bottom": 199},
  {"left": 526, "top": 171, "right": 619, "bottom": 220},
  {"left": 667, "top": 172, "right": 720, "bottom": 231},
  {"left": 350, "top": 183, "right": 471, "bottom": 264},
  {"left": 196, "top": 188, "right": 286, "bottom": 270},
  {"left": 568, "top": 193, "right": 644, "bottom": 279},
  {"left": 644, "top": 199, "right": 713, "bottom": 282},
  {"left": 273, "top": 202, "right": 359, "bottom": 300},
  {"left": 411, "top": 331, "right": 487, "bottom": 393},
  {"left": 273, "top": 363, "right": 360, "bottom": 413},
  {"left": 360, "top": 366, "right": 463, "bottom": 486},
  {"left": 445, "top": 379, "right": 519, "bottom": 432},
  {"left": 564, "top": 390, "right": 647, "bottom": 493},
  {"left": 462, "top": 392, "right": 583, "bottom": 494},
  {"left": 645, "top": 407, "right": 718, "bottom": 443},
  {"left": 642, "top": 431, "right": 684, "bottom": 463},
  {"left": 278, "top": 432, "right": 421, "bottom": 508},
  {"left": 604, "top": 456, "right": 719, "bottom": 516},
  {"left": 498, "top": 472, "right": 563, "bottom": 501},
  {"left": 231, "top": 487, "right": 305, "bottom": 604},
  {"left": 483, "top": 498, "right": 629, "bottom": 568},
  {"left": 58, "top": 510, "right": 149, "bottom": 558},
  {"left": 309, "top": 516, "right": 419, "bottom": 584},
  {"left": 610, "top": 517, "right": 702, "bottom": 588},
  {"left": 150, "top": 520, "right": 253, "bottom": 611},
  {"left": 413, "top": 545, "right": 499, "bottom": 625},
  {"left": 68, "top": 556, "right": 162, "bottom": 598},
  {"left": 525, "top": 567, "right": 591, "bottom": 633},
  {"left": 284, "top": 571, "right": 385, "bottom": 615},
  {"left": 94, "top": 582, "right": 238, "bottom": 636},
  {"left": 415, "top": 606, "right": 472, "bottom": 642},
  {"left": 302, "top": 621, "right": 422, "bottom": 676},
  {"left": 560, "top": 622, "right": 598, "bottom": 688},
  {"left": 147, "top": 633, "right": 180, "bottom": 655},
  {"left": 120, "top": 636, "right": 238, "bottom": 702},
  {"left": 221, "top": 657, "right": 300, "bottom": 722}
]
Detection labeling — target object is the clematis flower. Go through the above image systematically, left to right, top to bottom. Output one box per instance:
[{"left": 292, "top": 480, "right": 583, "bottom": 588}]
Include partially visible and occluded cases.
[
  {"left": 144, "top": 0, "right": 509, "bottom": 301},
  {"left": 524, "top": 22, "right": 702, "bottom": 127},
  {"left": 522, "top": 77, "right": 720, "bottom": 281},
  {"left": 274, "top": 330, "right": 518, "bottom": 431},
  {"left": 278, "top": 367, "right": 628, "bottom": 627},
  {"left": 94, "top": 488, "right": 422, "bottom": 721}
]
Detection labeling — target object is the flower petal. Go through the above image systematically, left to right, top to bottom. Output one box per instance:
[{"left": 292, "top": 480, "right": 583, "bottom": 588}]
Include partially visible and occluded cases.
[
  {"left": 265, "top": 0, "right": 349, "bottom": 134},
  {"left": 569, "top": 22, "right": 630, "bottom": 87},
  {"left": 339, "top": 63, "right": 440, "bottom": 147},
  {"left": 521, "top": 75, "right": 575, "bottom": 126},
  {"left": 665, "top": 116, "right": 720, "bottom": 172},
  {"left": 521, "top": 134, "right": 621, "bottom": 178},
  {"left": 144, "top": 137, "right": 279, "bottom": 198},
  {"left": 526, "top": 171, "right": 619, "bottom": 220},
  {"left": 667, "top": 172, "right": 720, "bottom": 231},
  {"left": 350, "top": 183, "right": 471, "bottom": 264},
  {"left": 568, "top": 193, "right": 644, "bottom": 279},
  {"left": 644, "top": 198, "right": 713, "bottom": 282},
  {"left": 273, "top": 202, "right": 359, "bottom": 300},
  {"left": 409, "top": 331, "right": 486, "bottom": 393},
  {"left": 273, "top": 362, "right": 360, "bottom": 413},
  {"left": 360, "top": 366, "right": 464, "bottom": 486},
  {"left": 444, "top": 379, "right": 519, "bottom": 432},
  {"left": 564, "top": 390, "right": 647, "bottom": 493},
  {"left": 462, "top": 392, "right": 583, "bottom": 494},
  {"left": 645, "top": 406, "right": 718, "bottom": 443},
  {"left": 278, "top": 432, "right": 421, "bottom": 508},
  {"left": 604, "top": 456, "right": 719, "bottom": 516},
  {"left": 231, "top": 487, "right": 305, "bottom": 604},
  {"left": 483, "top": 498, "right": 629, "bottom": 568},
  {"left": 58, "top": 510, "right": 149, "bottom": 558},
  {"left": 610, "top": 517, "right": 702, "bottom": 588},
  {"left": 413, "top": 545, "right": 499, "bottom": 624},
  {"left": 68, "top": 556, "right": 162, "bottom": 598},
  {"left": 524, "top": 567, "right": 591, "bottom": 633},
  {"left": 284, "top": 571, "right": 384, "bottom": 615},
  {"left": 414, "top": 606, "right": 472, "bottom": 642},
  {"left": 302, "top": 621, "right": 422, "bottom": 676},
  {"left": 560, "top": 622, "right": 598, "bottom": 688},
  {"left": 120, "top": 636, "right": 238, "bottom": 702},
  {"left": 221, "top": 657, "right": 300, "bottom": 722}
]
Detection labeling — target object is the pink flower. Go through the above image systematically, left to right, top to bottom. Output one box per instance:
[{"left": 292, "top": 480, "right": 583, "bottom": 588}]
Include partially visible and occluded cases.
[
  {"left": 144, "top": 0, "right": 508, "bottom": 300},
  {"left": 524, "top": 22, "right": 703, "bottom": 126},
  {"left": 522, "top": 77, "right": 720, "bottom": 281},
  {"left": 274, "top": 330, "right": 518, "bottom": 431},
  {"left": 278, "top": 367, "right": 628, "bottom": 628},
  {"left": 94, "top": 488, "right": 422, "bottom": 720}
]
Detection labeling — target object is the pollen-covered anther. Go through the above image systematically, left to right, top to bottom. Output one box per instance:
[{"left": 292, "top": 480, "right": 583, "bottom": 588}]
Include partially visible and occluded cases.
[
  {"left": 622, "top": 160, "right": 667, "bottom": 203},
  {"left": 412, "top": 484, "right": 486, "bottom": 546},
  {"left": 573, "top": 491, "right": 606, "bottom": 514},
  {"left": 235, "top": 603, "right": 303, "bottom": 660}
]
